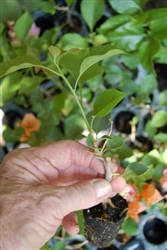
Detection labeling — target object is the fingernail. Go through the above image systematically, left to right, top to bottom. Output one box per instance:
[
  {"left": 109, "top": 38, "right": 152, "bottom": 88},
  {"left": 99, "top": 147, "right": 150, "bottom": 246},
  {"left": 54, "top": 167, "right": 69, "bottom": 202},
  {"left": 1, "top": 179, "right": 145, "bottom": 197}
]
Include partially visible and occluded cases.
[{"left": 91, "top": 179, "right": 112, "bottom": 198}]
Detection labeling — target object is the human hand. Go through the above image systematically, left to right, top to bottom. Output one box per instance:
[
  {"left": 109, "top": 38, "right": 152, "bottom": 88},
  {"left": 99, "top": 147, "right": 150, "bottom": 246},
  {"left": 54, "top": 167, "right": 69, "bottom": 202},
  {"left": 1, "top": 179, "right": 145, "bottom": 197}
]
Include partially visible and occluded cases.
[{"left": 0, "top": 140, "right": 126, "bottom": 250}]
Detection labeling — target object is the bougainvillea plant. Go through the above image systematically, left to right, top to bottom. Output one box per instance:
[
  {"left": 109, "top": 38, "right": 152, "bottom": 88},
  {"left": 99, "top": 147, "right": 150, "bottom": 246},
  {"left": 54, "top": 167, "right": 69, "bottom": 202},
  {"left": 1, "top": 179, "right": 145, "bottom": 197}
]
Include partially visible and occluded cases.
[{"left": 0, "top": 44, "right": 148, "bottom": 247}]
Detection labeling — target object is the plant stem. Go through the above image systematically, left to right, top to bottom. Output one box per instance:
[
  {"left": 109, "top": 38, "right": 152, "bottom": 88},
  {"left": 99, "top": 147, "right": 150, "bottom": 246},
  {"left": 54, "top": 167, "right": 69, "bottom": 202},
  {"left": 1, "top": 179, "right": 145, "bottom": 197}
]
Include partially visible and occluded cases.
[{"left": 58, "top": 68, "right": 91, "bottom": 131}]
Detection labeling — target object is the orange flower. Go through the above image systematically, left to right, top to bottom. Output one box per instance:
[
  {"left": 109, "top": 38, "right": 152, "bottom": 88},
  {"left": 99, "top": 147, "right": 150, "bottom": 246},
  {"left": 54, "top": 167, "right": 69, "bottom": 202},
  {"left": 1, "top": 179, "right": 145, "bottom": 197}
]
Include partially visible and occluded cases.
[
  {"left": 17, "top": 113, "right": 40, "bottom": 142},
  {"left": 139, "top": 183, "right": 163, "bottom": 207},
  {"left": 127, "top": 195, "right": 146, "bottom": 222}
]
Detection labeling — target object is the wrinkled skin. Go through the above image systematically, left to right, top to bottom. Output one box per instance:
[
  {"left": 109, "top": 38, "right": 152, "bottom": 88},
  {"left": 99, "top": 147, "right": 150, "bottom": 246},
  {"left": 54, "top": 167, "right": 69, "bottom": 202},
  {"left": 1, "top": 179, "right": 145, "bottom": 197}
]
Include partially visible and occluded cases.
[{"left": 0, "top": 140, "right": 126, "bottom": 250}]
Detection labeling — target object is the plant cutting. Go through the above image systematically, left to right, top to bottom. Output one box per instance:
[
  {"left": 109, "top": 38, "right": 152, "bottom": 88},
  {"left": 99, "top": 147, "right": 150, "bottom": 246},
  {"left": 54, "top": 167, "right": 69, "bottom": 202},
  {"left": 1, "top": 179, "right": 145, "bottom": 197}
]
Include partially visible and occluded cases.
[{"left": 0, "top": 44, "right": 148, "bottom": 248}]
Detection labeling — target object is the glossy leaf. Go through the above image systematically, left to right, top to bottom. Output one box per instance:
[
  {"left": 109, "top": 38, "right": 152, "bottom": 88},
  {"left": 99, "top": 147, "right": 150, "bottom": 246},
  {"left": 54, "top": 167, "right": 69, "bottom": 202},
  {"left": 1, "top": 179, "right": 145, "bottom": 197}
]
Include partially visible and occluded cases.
[
  {"left": 0, "top": 0, "right": 23, "bottom": 24},
  {"left": 65, "top": 0, "right": 77, "bottom": 6},
  {"left": 81, "top": 0, "right": 105, "bottom": 31},
  {"left": 108, "top": 0, "right": 145, "bottom": 15},
  {"left": 40, "top": 1, "right": 55, "bottom": 15},
  {"left": 149, "top": 9, "right": 167, "bottom": 39},
  {"left": 14, "top": 11, "right": 33, "bottom": 41},
  {"left": 97, "top": 15, "right": 130, "bottom": 34},
  {"left": 107, "top": 23, "right": 146, "bottom": 51},
  {"left": 57, "top": 33, "right": 89, "bottom": 50},
  {"left": 139, "top": 37, "right": 160, "bottom": 74},
  {"left": 80, "top": 44, "right": 126, "bottom": 75},
  {"left": 48, "top": 45, "right": 62, "bottom": 65},
  {"left": 59, "top": 49, "right": 89, "bottom": 80},
  {"left": 0, "top": 54, "right": 42, "bottom": 77},
  {"left": 78, "top": 64, "right": 103, "bottom": 87},
  {"left": 0, "top": 72, "right": 22, "bottom": 105},
  {"left": 139, "top": 75, "right": 157, "bottom": 95},
  {"left": 18, "top": 76, "right": 44, "bottom": 94},
  {"left": 93, "top": 89, "right": 126, "bottom": 116},
  {"left": 159, "top": 90, "right": 167, "bottom": 106},
  {"left": 52, "top": 91, "right": 67, "bottom": 111},
  {"left": 150, "top": 110, "right": 167, "bottom": 128},
  {"left": 92, "top": 113, "right": 111, "bottom": 134},
  {"left": 64, "top": 114, "right": 86, "bottom": 140},
  {"left": 3, "top": 125, "right": 24, "bottom": 143},
  {"left": 86, "top": 133, "right": 95, "bottom": 148},
  {"left": 154, "top": 133, "right": 167, "bottom": 143},
  {"left": 105, "top": 135, "right": 124, "bottom": 150},
  {"left": 116, "top": 146, "right": 133, "bottom": 160},
  {"left": 124, "top": 162, "right": 148, "bottom": 177},
  {"left": 153, "top": 164, "right": 165, "bottom": 182},
  {"left": 76, "top": 210, "right": 85, "bottom": 235},
  {"left": 122, "top": 217, "right": 138, "bottom": 236},
  {"left": 50, "top": 241, "right": 66, "bottom": 250},
  {"left": 39, "top": 242, "right": 49, "bottom": 250}
]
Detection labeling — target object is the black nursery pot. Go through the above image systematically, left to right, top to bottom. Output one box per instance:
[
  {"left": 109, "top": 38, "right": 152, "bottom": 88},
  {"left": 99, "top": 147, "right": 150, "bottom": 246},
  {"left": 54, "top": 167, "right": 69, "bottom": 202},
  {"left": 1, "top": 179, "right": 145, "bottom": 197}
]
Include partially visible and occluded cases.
[
  {"left": 84, "top": 194, "right": 128, "bottom": 248},
  {"left": 143, "top": 217, "right": 167, "bottom": 245}
]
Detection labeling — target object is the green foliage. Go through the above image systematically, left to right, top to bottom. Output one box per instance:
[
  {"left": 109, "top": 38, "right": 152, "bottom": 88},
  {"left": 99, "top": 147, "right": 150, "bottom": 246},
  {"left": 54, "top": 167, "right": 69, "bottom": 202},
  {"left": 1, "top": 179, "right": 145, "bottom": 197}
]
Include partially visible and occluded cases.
[
  {"left": 40, "top": 0, "right": 56, "bottom": 15},
  {"left": 81, "top": 0, "right": 105, "bottom": 31},
  {"left": 109, "top": 0, "right": 146, "bottom": 15},
  {"left": 14, "top": 11, "right": 33, "bottom": 41},
  {"left": 93, "top": 89, "right": 126, "bottom": 116},
  {"left": 150, "top": 110, "right": 167, "bottom": 128},
  {"left": 123, "top": 163, "right": 149, "bottom": 177},
  {"left": 122, "top": 217, "right": 139, "bottom": 236},
  {"left": 50, "top": 241, "right": 66, "bottom": 250}
]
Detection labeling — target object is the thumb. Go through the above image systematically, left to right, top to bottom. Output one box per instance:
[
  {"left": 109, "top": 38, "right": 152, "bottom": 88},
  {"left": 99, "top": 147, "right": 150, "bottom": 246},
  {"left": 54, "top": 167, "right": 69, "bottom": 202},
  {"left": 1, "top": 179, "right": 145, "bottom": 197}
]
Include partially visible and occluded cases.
[{"left": 55, "top": 178, "right": 112, "bottom": 219}]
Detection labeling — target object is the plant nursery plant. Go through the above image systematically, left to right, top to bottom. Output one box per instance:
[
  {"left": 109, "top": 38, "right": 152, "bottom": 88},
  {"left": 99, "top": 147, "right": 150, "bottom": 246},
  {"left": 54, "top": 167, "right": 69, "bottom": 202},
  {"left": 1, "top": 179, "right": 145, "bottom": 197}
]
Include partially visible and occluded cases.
[{"left": 0, "top": 44, "right": 149, "bottom": 248}]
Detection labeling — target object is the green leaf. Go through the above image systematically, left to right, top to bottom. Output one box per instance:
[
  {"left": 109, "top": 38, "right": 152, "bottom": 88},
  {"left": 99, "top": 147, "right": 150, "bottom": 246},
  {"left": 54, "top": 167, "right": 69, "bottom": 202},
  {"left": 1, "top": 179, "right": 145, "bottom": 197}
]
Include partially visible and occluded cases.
[
  {"left": 65, "top": 0, "right": 77, "bottom": 6},
  {"left": 81, "top": 0, "right": 105, "bottom": 31},
  {"left": 109, "top": 0, "right": 145, "bottom": 15},
  {"left": 40, "top": 1, "right": 56, "bottom": 15},
  {"left": 149, "top": 8, "right": 167, "bottom": 39},
  {"left": 14, "top": 11, "right": 33, "bottom": 41},
  {"left": 97, "top": 15, "right": 130, "bottom": 34},
  {"left": 0, "top": 22, "right": 5, "bottom": 34},
  {"left": 107, "top": 23, "right": 146, "bottom": 51},
  {"left": 57, "top": 33, "right": 89, "bottom": 50},
  {"left": 139, "top": 37, "right": 160, "bottom": 74},
  {"left": 79, "top": 44, "right": 126, "bottom": 76},
  {"left": 48, "top": 45, "right": 62, "bottom": 65},
  {"left": 154, "top": 45, "right": 167, "bottom": 64},
  {"left": 59, "top": 49, "right": 89, "bottom": 80},
  {"left": 0, "top": 54, "right": 42, "bottom": 77},
  {"left": 122, "top": 54, "right": 140, "bottom": 70},
  {"left": 78, "top": 64, "right": 104, "bottom": 88},
  {"left": 0, "top": 72, "right": 22, "bottom": 106},
  {"left": 138, "top": 74, "right": 157, "bottom": 95},
  {"left": 19, "top": 76, "right": 44, "bottom": 94},
  {"left": 119, "top": 80, "right": 138, "bottom": 95},
  {"left": 93, "top": 89, "right": 126, "bottom": 116},
  {"left": 159, "top": 90, "right": 167, "bottom": 106},
  {"left": 52, "top": 91, "right": 67, "bottom": 111},
  {"left": 150, "top": 110, "right": 167, "bottom": 128},
  {"left": 92, "top": 113, "right": 111, "bottom": 134},
  {"left": 64, "top": 114, "right": 86, "bottom": 140},
  {"left": 145, "top": 120, "right": 157, "bottom": 137},
  {"left": 3, "top": 125, "right": 24, "bottom": 143},
  {"left": 86, "top": 133, "right": 95, "bottom": 148},
  {"left": 154, "top": 133, "right": 167, "bottom": 143},
  {"left": 105, "top": 135, "right": 124, "bottom": 150},
  {"left": 116, "top": 146, "right": 133, "bottom": 160},
  {"left": 124, "top": 162, "right": 148, "bottom": 177},
  {"left": 153, "top": 164, "right": 165, "bottom": 182},
  {"left": 76, "top": 210, "right": 85, "bottom": 235},
  {"left": 122, "top": 217, "right": 139, "bottom": 236},
  {"left": 50, "top": 241, "right": 66, "bottom": 250},
  {"left": 39, "top": 242, "right": 49, "bottom": 250}
]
